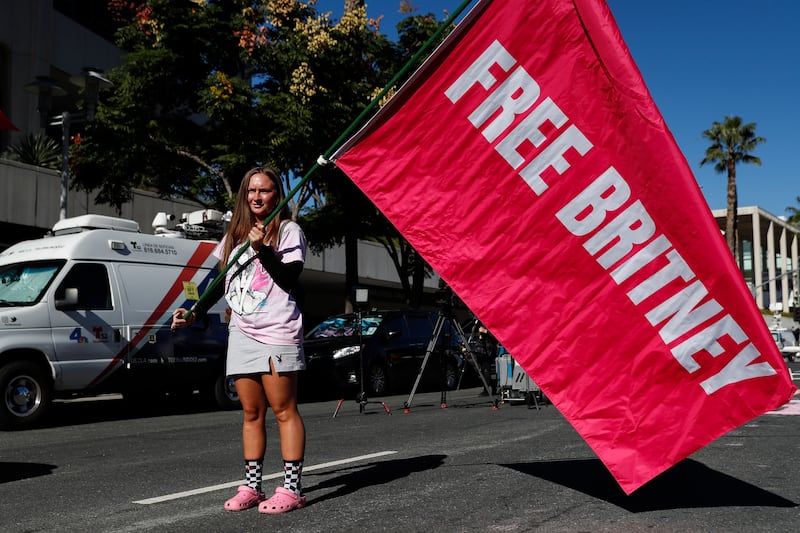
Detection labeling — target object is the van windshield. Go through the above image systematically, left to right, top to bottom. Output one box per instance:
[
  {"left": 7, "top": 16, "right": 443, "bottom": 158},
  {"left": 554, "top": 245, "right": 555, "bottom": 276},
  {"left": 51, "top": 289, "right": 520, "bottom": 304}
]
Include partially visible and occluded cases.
[
  {"left": 0, "top": 261, "right": 64, "bottom": 305},
  {"left": 306, "top": 314, "right": 384, "bottom": 339}
]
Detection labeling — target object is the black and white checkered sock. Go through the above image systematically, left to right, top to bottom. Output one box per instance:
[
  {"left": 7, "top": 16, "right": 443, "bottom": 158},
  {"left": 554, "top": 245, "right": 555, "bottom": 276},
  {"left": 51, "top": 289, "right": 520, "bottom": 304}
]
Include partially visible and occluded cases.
[
  {"left": 245, "top": 459, "right": 263, "bottom": 493},
  {"left": 283, "top": 459, "right": 303, "bottom": 496}
]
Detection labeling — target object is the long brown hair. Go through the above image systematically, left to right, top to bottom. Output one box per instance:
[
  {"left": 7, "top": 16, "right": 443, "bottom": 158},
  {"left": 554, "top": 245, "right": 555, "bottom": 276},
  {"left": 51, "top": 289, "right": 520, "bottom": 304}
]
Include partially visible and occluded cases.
[{"left": 220, "top": 166, "right": 290, "bottom": 267}]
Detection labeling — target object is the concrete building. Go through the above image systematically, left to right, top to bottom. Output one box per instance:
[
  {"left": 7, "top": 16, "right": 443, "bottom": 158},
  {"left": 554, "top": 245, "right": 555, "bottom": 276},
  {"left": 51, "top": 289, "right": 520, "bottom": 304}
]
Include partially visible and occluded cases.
[
  {"left": 1, "top": 0, "right": 122, "bottom": 149},
  {"left": 711, "top": 206, "right": 800, "bottom": 313}
]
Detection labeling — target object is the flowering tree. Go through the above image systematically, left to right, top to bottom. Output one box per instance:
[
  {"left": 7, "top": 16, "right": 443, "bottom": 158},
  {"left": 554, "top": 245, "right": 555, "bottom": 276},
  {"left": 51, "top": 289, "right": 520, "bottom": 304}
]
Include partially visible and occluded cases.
[{"left": 74, "top": 0, "right": 390, "bottom": 216}]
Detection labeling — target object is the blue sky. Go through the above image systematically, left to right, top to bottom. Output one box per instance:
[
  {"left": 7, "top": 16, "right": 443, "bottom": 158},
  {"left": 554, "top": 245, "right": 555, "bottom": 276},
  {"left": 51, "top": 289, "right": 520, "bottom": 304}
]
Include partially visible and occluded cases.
[{"left": 317, "top": 0, "right": 800, "bottom": 217}]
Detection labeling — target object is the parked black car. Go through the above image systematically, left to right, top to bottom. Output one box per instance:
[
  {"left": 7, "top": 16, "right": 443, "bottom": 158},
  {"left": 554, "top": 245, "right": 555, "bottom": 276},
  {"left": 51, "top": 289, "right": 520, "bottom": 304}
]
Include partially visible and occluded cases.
[{"left": 302, "top": 309, "right": 465, "bottom": 397}]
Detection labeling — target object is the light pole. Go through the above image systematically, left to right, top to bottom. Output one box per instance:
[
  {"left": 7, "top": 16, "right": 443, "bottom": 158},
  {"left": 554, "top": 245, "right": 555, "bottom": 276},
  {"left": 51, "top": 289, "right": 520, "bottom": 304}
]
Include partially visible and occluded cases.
[
  {"left": 25, "top": 68, "right": 112, "bottom": 220},
  {"left": 23, "top": 75, "right": 66, "bottom": 129}
]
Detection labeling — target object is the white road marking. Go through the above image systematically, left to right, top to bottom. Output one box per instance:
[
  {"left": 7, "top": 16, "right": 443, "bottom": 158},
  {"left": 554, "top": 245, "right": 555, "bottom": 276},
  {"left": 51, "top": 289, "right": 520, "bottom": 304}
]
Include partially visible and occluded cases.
[{"left": 133, "top": 450, "right": 398, "bottom": 505}]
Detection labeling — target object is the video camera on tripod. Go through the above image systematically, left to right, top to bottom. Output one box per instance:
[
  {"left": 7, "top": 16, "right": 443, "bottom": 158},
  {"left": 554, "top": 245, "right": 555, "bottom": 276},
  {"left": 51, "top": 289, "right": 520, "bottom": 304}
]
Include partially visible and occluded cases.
[
  {"left": 404, "top": 280, "right": 496, "bottom": 410},
  {"left": 461, "top": 316, "right": 499, "bottom": 394}
]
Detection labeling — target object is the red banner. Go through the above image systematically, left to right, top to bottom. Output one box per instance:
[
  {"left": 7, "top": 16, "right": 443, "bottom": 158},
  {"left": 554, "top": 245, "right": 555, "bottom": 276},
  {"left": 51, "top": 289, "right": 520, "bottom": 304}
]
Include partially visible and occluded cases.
[{"left": 332, "top": 0, "right": 796, "bottom": 493}]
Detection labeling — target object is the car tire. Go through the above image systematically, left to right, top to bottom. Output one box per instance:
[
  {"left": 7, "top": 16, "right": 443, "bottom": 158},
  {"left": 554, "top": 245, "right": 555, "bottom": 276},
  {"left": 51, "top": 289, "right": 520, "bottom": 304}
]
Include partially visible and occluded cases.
[
  {"left": 0, "top": 360, "right": 52, "bottom": 430},
  {"left": 367, "top": 363, "right": 389, "bottom": 396},
  {"left": 210, "top": 372, "right": 240, "bottom": 410}
]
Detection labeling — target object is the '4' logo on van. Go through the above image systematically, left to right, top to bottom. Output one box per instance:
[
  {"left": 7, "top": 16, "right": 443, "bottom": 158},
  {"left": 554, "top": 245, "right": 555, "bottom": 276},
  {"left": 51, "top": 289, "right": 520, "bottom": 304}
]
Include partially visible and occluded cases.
[{"left": 69, "top": 327, "right": 89, "bottom": 343}]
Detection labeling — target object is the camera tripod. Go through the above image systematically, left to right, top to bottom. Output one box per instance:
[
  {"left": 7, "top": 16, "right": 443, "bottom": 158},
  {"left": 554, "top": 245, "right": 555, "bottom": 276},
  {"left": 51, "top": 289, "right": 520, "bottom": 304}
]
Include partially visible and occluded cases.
[
  {"left": 332, "top": 307, "right": 391, "bottom": 417},
  {"left": 403, "top": 308, "right": 496, "bottom": 412},
  {"left": 457, "top": 317, "right": 498, "bottom": 391}
]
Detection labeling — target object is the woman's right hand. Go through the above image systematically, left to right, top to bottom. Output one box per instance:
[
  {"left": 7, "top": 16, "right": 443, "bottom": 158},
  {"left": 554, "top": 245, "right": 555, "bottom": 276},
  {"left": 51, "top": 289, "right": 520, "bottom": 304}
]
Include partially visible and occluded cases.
[
  {"left": 249, "top": 223, "right": 268, "bottom": 252},
  {"left": 171, "top": 307, "right": 195, "bottom": 330}
]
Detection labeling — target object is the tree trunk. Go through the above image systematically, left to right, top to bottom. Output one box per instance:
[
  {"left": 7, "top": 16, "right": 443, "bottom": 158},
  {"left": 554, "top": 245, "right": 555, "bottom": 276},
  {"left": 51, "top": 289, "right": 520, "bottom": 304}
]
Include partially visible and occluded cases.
[{"left": 726, "top": 159, "right": 738, "bottom": 263}]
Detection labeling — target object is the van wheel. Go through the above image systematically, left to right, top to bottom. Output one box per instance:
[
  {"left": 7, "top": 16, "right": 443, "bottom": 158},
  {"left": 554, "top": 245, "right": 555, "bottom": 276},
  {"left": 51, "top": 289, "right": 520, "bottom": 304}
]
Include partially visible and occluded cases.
[
  {"left": 0, "top": 360, "right": 52, "bottom": 429},
  {"left": 211, "top": 373, "right": 240, "bottom": 410}
]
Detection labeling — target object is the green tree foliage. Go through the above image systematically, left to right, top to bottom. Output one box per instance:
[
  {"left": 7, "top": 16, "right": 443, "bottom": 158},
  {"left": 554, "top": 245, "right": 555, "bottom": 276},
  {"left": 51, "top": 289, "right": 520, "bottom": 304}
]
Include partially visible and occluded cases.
[
  {"left": 74, "top": 0, "right": 393, "bottom": 213},
  {"left": 75, "top": 1, "right": 256, "bottom": 208},
  {"left": 299, "top": 5, "right": 454, "bottom": 307},
  {"left": 700, "top": 116, "right": 765, "bottom": 260}
]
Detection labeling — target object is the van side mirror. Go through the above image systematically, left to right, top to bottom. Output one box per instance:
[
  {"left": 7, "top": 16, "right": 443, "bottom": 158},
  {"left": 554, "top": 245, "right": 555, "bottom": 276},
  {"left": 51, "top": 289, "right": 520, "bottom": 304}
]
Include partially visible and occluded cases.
[{"left": 55, "top": 287, "right": 79, "bottom": 310}]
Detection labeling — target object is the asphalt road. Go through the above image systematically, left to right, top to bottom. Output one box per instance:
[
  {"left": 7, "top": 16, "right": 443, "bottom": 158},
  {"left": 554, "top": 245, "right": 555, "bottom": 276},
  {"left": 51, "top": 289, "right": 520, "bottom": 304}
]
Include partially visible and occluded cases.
[{"left": 2, "top": 364, "right": 799, "bottom": 533}]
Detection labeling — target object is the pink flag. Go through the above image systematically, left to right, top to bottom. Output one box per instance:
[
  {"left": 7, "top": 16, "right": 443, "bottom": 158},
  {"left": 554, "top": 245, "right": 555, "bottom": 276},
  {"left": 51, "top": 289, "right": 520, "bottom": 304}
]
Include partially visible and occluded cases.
[{"left": 332, "top": 0, "right": 796, "bottom": 494}]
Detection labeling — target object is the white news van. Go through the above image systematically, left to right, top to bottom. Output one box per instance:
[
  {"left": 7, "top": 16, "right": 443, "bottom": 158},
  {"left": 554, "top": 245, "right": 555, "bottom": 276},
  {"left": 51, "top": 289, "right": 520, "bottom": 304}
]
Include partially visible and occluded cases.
[{"left": 0, "top": 212, "right": 235, "bottom": 429}]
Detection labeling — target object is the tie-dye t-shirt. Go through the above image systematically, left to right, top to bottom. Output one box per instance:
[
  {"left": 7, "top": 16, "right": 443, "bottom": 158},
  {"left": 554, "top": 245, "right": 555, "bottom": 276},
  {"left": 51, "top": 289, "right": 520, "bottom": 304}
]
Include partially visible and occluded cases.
[{"left": 214, "top": 220, "right": 306, "bottom": 345}]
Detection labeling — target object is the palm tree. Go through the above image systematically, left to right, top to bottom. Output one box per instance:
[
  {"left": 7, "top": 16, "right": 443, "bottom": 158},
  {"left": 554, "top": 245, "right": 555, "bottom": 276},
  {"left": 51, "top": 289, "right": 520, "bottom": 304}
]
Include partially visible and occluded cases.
[
  {"left": 700, "top": 116, "right": 765, "bottom": 261},
  {"left": 787, "top": 196, "right": 800, "bottom": 225}
]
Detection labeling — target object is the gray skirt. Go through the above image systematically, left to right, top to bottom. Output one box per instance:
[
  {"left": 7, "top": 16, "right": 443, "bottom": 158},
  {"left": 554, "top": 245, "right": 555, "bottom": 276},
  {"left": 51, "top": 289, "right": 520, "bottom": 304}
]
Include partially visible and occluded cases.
[{"left": 226, "top": 325, "right": 306, "bottom": 376}]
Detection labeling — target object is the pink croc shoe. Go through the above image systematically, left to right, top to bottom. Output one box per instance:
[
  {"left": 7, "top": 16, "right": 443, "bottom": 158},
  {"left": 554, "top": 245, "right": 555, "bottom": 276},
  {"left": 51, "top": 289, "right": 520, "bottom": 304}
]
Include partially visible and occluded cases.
[
  {"left": 224, "top": 485, "right": 265, "bottom": 511},
  {"left": 258, "top": 487, "right": 307, "bottom": 514}
]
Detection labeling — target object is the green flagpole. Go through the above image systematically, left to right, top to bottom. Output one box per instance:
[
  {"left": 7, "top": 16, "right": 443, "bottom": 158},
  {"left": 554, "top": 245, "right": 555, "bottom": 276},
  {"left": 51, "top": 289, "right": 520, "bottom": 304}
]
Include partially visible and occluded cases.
[{"left": 182, "top": 0, "right": 477, "bottom": 321}]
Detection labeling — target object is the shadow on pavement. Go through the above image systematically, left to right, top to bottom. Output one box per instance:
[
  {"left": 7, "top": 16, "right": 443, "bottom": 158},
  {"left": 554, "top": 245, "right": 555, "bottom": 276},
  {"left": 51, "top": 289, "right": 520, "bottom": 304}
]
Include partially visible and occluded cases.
[
  {"left": 30, "top": 394, "right": 218, "bottom": 430},
  {"left": 303, "top": 454, "right": 447, "bottom": 506},
  {"left": 503, "top": 458, "right": 797, "bottom": 511},
  {"left": 0, "top": 462, "right": 57, "bottom": 483}
]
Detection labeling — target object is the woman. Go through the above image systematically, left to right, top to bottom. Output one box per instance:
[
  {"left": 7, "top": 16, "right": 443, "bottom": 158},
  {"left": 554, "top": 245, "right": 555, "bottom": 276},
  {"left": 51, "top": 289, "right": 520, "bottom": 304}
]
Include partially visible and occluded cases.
[{"left": 172, "top": 166, "right": 307, "bottom": 514}]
